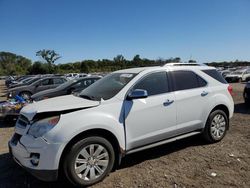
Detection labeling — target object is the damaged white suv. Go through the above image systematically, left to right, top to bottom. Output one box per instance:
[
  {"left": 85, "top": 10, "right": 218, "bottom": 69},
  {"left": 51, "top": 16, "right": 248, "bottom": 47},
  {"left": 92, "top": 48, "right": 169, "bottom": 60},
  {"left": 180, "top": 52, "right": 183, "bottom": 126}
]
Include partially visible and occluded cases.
[{"left": 9, "top": 65, "right": 234, "bottom": 187}]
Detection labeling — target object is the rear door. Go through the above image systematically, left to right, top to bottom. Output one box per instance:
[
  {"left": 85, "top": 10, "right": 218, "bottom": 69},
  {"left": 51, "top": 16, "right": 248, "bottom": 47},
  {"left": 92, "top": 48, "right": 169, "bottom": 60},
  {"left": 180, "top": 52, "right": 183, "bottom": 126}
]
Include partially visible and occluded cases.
[
  {"left": 171, "top": 70, "right": 210, "bottom": 134},
  {"left": 125, "top": 71, "right": 177, "bottom": 150},
  {"left": 35, "top": 78, "right": 52, "bottom": 93},
  {"left": 51, "top": 78, "right": 66, "bottom": 88}
]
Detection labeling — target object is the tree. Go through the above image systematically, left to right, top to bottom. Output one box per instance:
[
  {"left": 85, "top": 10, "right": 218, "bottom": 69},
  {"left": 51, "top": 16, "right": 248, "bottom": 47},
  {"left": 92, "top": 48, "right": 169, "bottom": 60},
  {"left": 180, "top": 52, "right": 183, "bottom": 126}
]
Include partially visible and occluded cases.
[
  {"left": 36, "top": 49, "right": 61, "bottom": 73},
  {"left": 0, "top": 51, "right": 32, "bottom": 75},
  {"left": 113, "top": 54, "right": 125, "bottom": 63},
  {"left": 113, "top": 54, "right": 126, "bottom": 68},
  {"left": 132, "top": 54, "right": 143, "bottom": 66},
  {"left": 173, "top": 57, "right": 181, "bottom": 62},
  {"left": 188, "top": 59, "right": 197, "bottom": 63},
  {"left": 29, "top": 61, "right": 49, "bottom": 74},
  {"left": 80, "top": 62, "right": 90, "bottom": 73}
]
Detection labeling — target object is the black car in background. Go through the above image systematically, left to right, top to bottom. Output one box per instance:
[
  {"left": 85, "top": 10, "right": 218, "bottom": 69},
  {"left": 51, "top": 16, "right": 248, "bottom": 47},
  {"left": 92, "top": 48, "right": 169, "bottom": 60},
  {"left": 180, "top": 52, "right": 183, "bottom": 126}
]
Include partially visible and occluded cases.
[
  {"left": 5, "top": 75, "right": 34, "bottom": 87},
  {"left": 8, "top": 76, "right": 42, "bottom": 88},
  {"left": 31, "top": 76, "right": 101, "bottom": 101},
  {"left": 7, "top": 77, "right": 68, "bottom": 100},
  {"left": 243, "top": 82, "right": 250, "bottom": 105}
]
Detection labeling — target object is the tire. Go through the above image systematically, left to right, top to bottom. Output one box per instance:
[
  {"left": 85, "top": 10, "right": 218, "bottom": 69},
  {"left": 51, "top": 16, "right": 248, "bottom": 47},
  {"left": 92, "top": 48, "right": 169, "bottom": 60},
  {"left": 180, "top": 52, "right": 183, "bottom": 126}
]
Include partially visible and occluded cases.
[
  {"left": 19, "top": 91, "right": 32, "bottom": 100},
  {"left": 244, "top": 91, "right": 249, "bottom": 105},
  {"left": 202, "top": 110, "right": 228, "bottom": 143},
  {"left": 63, "top": 136, "right": 115, "bottom": 187}
]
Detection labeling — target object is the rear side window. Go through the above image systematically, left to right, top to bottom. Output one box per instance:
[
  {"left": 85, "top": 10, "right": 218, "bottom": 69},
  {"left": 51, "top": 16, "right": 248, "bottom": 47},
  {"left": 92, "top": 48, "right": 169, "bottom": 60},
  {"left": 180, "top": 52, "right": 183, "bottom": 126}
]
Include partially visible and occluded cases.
[
  {"left": 202, "top": 69, "right": 227, "bottom": 84},
  {"left": 172, "top": 70, "right": 207, "bottom": 91},
  {"left": 133, "top": 72, "right": 169, "bottom": 96},
  {"left": 53, "top": 78, "right": 65, "bottom": 84},
  {"left": 41, "top": 79, "right": 50, "bottom": 85}
]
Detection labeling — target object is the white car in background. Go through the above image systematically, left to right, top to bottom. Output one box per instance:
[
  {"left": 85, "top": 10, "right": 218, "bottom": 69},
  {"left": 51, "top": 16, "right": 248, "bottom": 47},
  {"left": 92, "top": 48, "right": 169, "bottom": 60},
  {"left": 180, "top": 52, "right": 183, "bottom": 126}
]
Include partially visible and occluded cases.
[
  {"left": 9, "top": 65, "right": 234, "bottom": 187},
  {"left": 225, "top": 69, "right": 250, "bottom": 82},
  {"left": 65, "top": 73, "right": 79, "bottom": 80}
]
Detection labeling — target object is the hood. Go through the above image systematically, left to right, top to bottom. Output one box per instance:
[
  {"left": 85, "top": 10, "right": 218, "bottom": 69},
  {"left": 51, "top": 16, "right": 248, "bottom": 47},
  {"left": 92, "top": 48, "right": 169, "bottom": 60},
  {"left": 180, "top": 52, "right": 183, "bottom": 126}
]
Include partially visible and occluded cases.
[
  {"left": 8, "top": 85, "right": 28, "bottom": 92},
  {"left": 31, "top": 88, "right": 58, "bottom": 99},
  {"left": 21, "top": 95, "right": 100, "bottom": 121}
]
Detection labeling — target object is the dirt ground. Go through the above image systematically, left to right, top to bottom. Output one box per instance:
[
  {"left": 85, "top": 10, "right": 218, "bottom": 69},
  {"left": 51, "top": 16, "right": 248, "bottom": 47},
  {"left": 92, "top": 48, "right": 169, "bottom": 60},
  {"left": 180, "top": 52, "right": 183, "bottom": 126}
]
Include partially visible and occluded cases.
[{"left": 0, "top": 80, "right": 249, "bottom": 188}]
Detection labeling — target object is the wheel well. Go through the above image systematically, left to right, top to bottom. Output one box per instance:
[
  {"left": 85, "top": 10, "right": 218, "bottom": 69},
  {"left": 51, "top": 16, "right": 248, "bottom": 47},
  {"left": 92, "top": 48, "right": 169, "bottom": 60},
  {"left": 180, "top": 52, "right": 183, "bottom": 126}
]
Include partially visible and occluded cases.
[
  {"left": 19, "top": 90, "right": 32, "bottom": 95},
  {"left": 211, "top": 104, "right": 229, "bottom": 119},
  {"left": 59, "top": 128, "right": 121, "bottom": 173}
]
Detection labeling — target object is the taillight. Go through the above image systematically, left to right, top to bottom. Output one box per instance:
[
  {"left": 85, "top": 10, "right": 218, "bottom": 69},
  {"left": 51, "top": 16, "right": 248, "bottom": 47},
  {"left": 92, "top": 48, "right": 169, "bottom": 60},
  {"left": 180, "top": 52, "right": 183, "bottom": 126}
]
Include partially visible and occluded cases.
[{"left": 228, "top": 85, "right": 233, "bottom": 95}]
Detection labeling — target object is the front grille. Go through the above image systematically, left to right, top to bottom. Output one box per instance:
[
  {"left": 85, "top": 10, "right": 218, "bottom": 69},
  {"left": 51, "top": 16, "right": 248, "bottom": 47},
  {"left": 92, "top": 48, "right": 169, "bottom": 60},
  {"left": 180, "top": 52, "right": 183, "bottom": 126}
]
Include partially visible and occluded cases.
[
  {"left": 16, "top": 115, "right": 29, "bottom": 129},
  {"left": 11, "top": 133, "right": 22, "bottom": 146}
]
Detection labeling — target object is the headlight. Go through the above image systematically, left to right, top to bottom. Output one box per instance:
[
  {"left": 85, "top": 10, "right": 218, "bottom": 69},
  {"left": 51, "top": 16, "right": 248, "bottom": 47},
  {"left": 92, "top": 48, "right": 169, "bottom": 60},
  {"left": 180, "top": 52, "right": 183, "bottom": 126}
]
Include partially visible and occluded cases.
[
  {"left": 8, "top": 92, "right": 13, "bottom": 98},
  {"left": 28, "top": 116, "right": 60, "bottom": 138}
]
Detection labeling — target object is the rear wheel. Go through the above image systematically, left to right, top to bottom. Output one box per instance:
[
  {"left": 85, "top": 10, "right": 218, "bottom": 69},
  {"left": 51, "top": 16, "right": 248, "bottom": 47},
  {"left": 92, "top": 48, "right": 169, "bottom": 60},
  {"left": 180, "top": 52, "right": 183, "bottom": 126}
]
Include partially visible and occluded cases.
[
  {"left": 244, "top": 91, "right": 249, "bottom": 104},
  {"left": 202, "top": 110, "right": 228, "bottom": 143},
  {"left": 63, "top": 136, "right": 115, "bottom": 187}
]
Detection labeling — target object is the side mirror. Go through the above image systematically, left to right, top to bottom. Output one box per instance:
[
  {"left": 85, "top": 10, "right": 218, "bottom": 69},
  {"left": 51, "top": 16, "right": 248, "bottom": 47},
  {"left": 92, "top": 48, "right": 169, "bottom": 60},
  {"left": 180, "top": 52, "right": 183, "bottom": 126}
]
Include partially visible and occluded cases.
[{"left": 127, "top": 89, "right": 148, "bottom": 100}]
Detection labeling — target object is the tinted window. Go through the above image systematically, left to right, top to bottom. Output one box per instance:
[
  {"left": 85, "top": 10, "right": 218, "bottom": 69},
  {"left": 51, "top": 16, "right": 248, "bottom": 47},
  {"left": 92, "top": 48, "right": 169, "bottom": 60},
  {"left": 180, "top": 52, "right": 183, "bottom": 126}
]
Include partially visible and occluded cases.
[
  {"left": 202, "top": 69, "right": 227, "bottom": 84},
  {"left": 172, "top": 71, "right": 206, "bottom": 91},
  {"left": 133, "top": 72, "right": 169, "bottom": 96},
  {"left": 197, "top": 76, "right": 207, "bottom": 87},
  {"left": 53, "top": 78, "right": 65, "bottom": 84},
  {"left": 41, "top": 79, "right": 50, "bottom": 86},
  {"left": 83, "top": 79, "right": 93, "bottom": 86}
]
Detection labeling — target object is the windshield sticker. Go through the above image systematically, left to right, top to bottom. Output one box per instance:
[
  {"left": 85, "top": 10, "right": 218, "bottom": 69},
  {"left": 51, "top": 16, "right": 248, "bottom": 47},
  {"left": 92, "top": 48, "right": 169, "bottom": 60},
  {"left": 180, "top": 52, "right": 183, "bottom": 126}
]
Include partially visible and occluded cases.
[{"left": 120, "top": 74, "right": 134, "bottom": 78}]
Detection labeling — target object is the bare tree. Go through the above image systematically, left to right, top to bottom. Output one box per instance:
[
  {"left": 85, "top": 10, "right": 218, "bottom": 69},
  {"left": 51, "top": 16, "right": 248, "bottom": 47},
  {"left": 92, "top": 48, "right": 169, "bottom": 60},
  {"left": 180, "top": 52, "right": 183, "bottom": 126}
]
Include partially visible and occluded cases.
[{"left": 36, "top": 49, "right": 61, "bottom": 73}]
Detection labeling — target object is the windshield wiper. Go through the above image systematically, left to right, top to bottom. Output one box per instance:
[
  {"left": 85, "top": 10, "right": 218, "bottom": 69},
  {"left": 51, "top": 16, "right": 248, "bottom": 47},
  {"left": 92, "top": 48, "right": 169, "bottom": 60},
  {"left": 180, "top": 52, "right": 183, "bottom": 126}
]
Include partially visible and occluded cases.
[{"left": 79, "top": 94, "right": 99, "bottom": 101}]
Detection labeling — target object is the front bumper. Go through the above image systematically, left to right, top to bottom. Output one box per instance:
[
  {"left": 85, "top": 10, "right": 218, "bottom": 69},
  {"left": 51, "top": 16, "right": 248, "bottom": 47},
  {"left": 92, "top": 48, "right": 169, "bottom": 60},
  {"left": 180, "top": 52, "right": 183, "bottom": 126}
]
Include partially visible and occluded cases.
[
  {"left": 8, "top": 116, "right": 64, "bottom": 182},
  {"left": 9, "top": 141, "right": 58, "bottom": 181}
]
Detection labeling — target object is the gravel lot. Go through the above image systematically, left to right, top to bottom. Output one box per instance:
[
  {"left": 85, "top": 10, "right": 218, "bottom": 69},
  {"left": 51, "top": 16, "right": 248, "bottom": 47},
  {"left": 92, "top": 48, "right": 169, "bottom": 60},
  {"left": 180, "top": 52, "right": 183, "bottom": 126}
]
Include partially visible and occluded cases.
[{"left": 0, "top": 80, "right": 249, "bottom": 188}]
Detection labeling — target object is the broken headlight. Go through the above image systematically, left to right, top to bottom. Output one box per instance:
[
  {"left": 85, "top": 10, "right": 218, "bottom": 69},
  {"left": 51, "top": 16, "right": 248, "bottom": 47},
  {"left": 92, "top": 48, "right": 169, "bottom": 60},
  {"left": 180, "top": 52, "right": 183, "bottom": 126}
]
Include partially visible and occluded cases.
[{"left": 28, "top": 116, "right": 60, "bottom": 138}]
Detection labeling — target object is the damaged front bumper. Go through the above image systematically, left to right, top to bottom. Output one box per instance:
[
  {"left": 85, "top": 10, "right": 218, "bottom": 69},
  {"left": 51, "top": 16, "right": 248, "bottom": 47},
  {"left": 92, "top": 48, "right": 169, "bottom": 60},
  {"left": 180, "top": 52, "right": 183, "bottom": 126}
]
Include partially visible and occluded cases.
[{"left": 8, "top": 116, "right": 64, "bottom": 182}]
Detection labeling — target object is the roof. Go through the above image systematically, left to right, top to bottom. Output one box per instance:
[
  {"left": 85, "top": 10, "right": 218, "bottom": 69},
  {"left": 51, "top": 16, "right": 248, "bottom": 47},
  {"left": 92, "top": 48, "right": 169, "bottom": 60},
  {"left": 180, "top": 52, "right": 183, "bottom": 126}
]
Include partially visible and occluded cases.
[{"left": 114, "top": 64, "right": 215, "bottom": 74}]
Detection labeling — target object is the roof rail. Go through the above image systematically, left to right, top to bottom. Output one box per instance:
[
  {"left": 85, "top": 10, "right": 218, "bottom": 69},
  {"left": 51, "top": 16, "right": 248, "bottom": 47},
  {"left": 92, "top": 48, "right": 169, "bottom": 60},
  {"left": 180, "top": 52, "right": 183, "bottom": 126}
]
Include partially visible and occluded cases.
[{"left": 163, "top": 62, "right": 206, "bottom": 66}]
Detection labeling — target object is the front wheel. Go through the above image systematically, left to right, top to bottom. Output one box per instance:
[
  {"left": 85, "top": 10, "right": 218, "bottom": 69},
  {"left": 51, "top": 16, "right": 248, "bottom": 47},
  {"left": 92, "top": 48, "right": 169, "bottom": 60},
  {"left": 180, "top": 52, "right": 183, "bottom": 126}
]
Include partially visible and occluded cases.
[
  {"left": 202, "top": 110, "right": 228, "bottom": 143},
  {"left": 63, "top": 136, "right": 115, "bottom": 187}
]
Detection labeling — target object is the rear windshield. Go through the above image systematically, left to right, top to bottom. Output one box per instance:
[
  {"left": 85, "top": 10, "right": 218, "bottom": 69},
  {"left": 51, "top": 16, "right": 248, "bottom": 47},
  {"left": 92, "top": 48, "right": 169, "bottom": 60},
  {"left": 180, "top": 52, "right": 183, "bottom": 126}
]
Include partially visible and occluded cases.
[{"left": 202, "top": 69, "right": 227, "bottom": 84}]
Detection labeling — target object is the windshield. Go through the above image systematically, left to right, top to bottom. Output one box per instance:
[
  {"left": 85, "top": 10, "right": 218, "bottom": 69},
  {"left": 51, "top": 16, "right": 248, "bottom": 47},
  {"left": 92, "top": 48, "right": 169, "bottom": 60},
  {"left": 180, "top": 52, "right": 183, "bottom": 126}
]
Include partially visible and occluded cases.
[
  {"left": 79, "top": 73, "right": 136, "bottom": 100},
  {"left": 26, "top": 77, "right": 40, "bottom": 84},
  {"left": 56, "top": 79, "right": 77, "bottom": 89}
]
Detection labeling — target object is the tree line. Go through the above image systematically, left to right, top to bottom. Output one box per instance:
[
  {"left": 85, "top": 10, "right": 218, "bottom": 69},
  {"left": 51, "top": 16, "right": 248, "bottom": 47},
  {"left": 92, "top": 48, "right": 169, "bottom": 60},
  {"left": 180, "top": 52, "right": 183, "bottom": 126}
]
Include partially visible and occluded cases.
[{"left": 0, "top": 50, "right": 249, "bottom": 76}]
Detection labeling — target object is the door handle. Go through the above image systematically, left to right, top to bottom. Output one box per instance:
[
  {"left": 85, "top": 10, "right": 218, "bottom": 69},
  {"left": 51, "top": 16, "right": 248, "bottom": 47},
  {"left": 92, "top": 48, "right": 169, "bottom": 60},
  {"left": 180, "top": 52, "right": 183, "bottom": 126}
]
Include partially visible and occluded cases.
[
  {"left": 201, "top": 91, "right": 209, "bottom": 97},
  {"left": 163, "top": 99, "right": 174, "bottom": 106}
]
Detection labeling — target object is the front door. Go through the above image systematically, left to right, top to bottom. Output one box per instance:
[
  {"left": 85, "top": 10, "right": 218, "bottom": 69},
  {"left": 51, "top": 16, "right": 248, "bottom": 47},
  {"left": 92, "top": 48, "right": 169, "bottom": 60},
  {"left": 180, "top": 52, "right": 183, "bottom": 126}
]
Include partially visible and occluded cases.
[{"left": 125, "top": 71, "right": 177, "bottom": 150}]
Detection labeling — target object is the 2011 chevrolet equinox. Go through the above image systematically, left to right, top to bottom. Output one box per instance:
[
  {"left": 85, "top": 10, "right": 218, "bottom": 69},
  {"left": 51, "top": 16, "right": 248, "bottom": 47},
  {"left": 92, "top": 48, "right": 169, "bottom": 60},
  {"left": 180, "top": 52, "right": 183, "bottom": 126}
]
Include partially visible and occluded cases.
[{"left": 9, "top": 65, "right": 234, "bottom": 187}]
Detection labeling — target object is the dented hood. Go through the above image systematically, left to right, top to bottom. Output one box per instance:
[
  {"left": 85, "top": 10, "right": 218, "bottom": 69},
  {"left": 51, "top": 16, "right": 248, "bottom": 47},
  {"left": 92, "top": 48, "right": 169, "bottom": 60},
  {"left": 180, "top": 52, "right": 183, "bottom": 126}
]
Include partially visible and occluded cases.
[{"left": 21, "top": 95, "right": 100, "bottom": 121}]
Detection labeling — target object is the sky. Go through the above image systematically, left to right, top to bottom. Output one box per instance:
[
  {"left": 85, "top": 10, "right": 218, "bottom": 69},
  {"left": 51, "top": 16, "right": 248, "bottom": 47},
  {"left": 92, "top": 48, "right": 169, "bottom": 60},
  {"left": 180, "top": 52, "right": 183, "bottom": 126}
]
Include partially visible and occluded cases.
[{"left": 0, "top": 0, "right": 250, "bottom": 64}]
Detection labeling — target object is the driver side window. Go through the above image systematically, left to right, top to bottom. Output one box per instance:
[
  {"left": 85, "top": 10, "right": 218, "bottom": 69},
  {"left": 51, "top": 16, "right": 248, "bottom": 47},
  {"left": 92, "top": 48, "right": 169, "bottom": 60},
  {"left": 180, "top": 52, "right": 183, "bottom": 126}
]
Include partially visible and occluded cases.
[
  {"left": 133, "top": 72, "right": 169, "bottom": 96},
  {"left": 41, "top": 79, "right": 50, "bottom": 86}
]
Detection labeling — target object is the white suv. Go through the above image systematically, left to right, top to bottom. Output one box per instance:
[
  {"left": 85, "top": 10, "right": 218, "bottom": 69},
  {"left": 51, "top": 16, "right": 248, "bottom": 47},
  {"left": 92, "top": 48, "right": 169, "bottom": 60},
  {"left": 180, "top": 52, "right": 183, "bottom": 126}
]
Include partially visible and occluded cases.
[{"left": 9, "top": 65, "right": 234, "bottom": 187}]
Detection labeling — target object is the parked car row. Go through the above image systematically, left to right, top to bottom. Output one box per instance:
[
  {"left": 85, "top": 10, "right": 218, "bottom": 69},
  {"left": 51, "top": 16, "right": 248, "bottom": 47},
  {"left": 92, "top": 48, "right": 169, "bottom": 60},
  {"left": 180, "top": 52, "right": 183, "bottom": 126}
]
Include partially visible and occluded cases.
[
  {"left": 218, "top": 67, "right": 250, "bottom": 83},
  {"left": 5, "top": 74, "right": 102, "bottom": 101}
]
